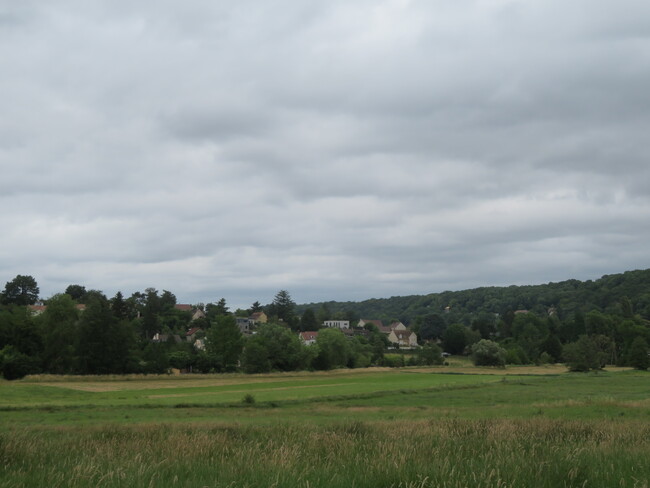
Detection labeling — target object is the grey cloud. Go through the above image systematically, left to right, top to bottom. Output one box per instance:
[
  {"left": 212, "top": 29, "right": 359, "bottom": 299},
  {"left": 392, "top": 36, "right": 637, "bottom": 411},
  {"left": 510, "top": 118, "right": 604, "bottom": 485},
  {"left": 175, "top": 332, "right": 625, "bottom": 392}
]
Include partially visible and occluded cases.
[
  {"left": 1, "top": 1, "right": 649, "bottom": 306},
  {"left": 162, "top": 105, "right": 271, "bottom": 143}
]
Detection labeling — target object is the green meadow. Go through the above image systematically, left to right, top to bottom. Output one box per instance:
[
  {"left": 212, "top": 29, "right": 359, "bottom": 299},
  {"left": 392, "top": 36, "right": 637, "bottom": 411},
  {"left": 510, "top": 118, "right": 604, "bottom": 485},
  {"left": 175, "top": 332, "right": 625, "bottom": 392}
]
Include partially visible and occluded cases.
[{"left": 1, "top": 366, "right": 649, "bottom": 487}]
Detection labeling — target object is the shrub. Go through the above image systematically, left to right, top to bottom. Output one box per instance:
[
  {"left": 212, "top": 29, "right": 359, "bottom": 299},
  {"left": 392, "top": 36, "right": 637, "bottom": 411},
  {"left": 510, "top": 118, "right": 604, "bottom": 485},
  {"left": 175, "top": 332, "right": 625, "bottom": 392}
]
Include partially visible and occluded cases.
[
  {"left": 563, "top": 335, "right": 610, "bottom": 372},
  {"left": 626, "top": 337, "right": 649, "bottom": 370},
  {"left": 470, "top": 340, "right": 506, "bottom": 367},
  {"left": 416, "top": 343, "right": 444, "bottom": 365},
  {"left": 505, "top": 345, "right": 530, "bottom": 365},
  {"left": 0, "top": 346, "right": 41, "bottom": 380},
  {"left": 538, "top": 352, "right": 554, "bottom": 365}
]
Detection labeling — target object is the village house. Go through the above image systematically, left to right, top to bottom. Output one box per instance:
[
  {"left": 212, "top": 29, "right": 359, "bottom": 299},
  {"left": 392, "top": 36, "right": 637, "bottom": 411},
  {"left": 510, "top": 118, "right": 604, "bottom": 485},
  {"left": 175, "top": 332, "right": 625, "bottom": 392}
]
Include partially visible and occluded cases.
[
  {"left": 174, "top": 304, "right": 206, "bottom": 321},
  {"left": 27, "top": 305, "right": 47, "bottom": 315},
  {"left": 249, "top": 311, "right": 268, "bottom": 324},
  {"left": 236, "top": 317, "right": 253, "bottom": 335},
  {"left": 358, "top": 319, "right": 384, "bottom": 329},
  {"left": 322, "top": 320, "right": 350, "bottom": 329},
  {"left": 377, "top": 321, "right": 407, "bottom": 335},
  {"left": 370, "top": 322, "right": 406, "bottom": 335},
  {"left": 185, "top": 327, "right": 203, "bottom": 342},
  {"left": 185, "top": 327, "right": 206, "bottom": 350},
  {"left": 388, "top": 329, "right": 418, "bottom": 349},
  {"left": 299, "top": 331, "right": 318, "bottom": 346}
]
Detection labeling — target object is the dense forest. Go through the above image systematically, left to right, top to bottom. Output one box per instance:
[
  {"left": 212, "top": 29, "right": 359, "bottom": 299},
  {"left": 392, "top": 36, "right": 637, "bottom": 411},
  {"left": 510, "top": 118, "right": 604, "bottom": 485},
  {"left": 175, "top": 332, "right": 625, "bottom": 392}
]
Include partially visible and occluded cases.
[
  {"left": 1, "top": 269, "right": 649, "bottom": 379},
  {"left": 297, "top": 269, "right": 650, "bottom": 326}
]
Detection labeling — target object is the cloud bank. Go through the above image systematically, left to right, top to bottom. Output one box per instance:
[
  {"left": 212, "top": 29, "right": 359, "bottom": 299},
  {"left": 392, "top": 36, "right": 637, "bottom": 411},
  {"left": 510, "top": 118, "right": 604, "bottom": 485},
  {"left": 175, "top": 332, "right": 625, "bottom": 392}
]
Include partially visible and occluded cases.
[{"left": 1, "top": 0, "right": 649, "bottom": 307}]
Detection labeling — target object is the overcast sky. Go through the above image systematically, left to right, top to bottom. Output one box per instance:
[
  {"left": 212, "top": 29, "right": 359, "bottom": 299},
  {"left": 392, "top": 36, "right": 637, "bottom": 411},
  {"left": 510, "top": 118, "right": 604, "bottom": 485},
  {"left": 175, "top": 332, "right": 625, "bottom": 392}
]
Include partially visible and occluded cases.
[{"left": 1, "top": 0, "right": 649, "bottom": 309}]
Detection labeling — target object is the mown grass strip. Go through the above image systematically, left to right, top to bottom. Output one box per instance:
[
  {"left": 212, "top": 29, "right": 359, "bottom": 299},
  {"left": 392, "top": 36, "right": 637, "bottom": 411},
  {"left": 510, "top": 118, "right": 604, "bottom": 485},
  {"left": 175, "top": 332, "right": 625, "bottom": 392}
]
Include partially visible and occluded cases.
[{"left": 0, "top": 379, "right": 503, "bottom": 412}]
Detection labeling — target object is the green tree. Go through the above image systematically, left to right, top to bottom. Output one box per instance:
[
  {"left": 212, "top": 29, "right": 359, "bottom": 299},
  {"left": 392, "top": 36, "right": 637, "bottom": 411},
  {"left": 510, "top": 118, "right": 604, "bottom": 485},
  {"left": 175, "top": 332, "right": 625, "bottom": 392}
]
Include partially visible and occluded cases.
[
  {"left": 2, "top": 275, "right": 39, "bottom": 306},
  {"left": 64, "top": 284, "right": 87, "bottom": 302},
  {"left": 141, "top": 288, "right": 161, "bottom": 339},
  {"left": 159, "top": 290, "right": 177, "bottom": 312},
  {"left": 269, "top": 290, "right": 295, "bottom": 323},
  {"left": 76, "top": 291, "right": 133, "bottom": 374},
  {"left": 110, "top": 291, "right": 129, "bottom": 320},
  {"left": 41, "top": 294, "right": 79, "bottom": 374},
  {"left": 620, "top": 296, "right": 634, "bottom": 319},
  {"left": 206, "top": 298, "right": 230, "bottom": 319},
  {"left": 316, "top": 304, "right": 331, "bottom": 324},
  {"left": 0, "top": 305, "right": 42, "bottom": 358},
  {"left": 300, "top": 308, "right": 319, "bottom": 331},
  {"left": 343, "top": 309, "right": 360, "bottom": 325},
  {"left": 585, "top": 311, "right": 614, "bottom": 337},
  {"left": 418, "top": 313, "right": 446, "bottom": 341},
  {"left": 471, "top": 313, "right": 497, "bottom": 339},
  {"left": 511, "top": 313, "right": 548, "bottom": 362},
  {"left": 205, "top": 315, "right": 243, "bottom": 372},
  {"left": 252, "top": 323, "right": 307, "bottom": 371},
  {"left": 442, "top": 323, "right": 468, "bottom": 354},
  {"left": 366, "top": 326, "right": 388, "bottom": 364},
  {"left": 313, "top": 328, "right": 351, "bottom": 370},
  {"left": 540, "top": 334, "right": 563, "bottom": 363},
  {"left": 562, "top": 335, "right": 609, "bottom": 372},
  {"left": 241, "top": 336, "right": 272, "bottom": 374},
  {"left": 348, "top": 336, "right": 373, "bottom": 368},
  {"left": 626, "top": 337, "right": 649, "bottom": 370},
  {"left": 470, "top": 340, "right": 506, "bottom": 367},
  {"left": 141, "top": 342, "right": 170, "bottom": 373},
  {"left": 417, "top": 343, "right": 444, "bottom": 365},
  {"left": 504, "top": 344, "right": 530, "bottom": 365},
  {"left": 0, "top": 345, "right": 41, "bottom": 380},
  {"left": 168, "top": 350, "right": 192, "bottom": 370}
]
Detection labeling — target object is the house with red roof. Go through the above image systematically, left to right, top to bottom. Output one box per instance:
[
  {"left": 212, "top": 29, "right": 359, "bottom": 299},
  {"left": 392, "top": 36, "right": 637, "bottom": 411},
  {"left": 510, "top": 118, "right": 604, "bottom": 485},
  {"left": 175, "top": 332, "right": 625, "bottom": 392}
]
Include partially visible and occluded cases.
[{"left": 299, "top": 331, "right": 319, "bottom": 346}]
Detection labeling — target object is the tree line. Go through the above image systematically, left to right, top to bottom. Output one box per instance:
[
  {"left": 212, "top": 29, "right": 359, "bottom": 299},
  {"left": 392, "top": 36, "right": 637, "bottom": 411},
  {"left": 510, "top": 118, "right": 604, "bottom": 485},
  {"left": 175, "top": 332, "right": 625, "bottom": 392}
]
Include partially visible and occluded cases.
[
  {"left": 1, "top": 269, "right": 649, "bottom": 379},
  {"left": 297, "top": 269, "right": 650, "bottom": 371},
  {"left": 297, "top": 269, "right": 650, "bottom": 326},
  {"left": 0, "top": 278, "right": 438, "bottom": 379}
]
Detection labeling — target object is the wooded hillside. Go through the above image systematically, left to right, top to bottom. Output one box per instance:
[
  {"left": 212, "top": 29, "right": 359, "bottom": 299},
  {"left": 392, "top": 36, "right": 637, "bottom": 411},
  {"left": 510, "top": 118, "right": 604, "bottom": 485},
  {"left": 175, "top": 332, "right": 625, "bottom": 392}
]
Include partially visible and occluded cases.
[{"left": 297, "top": 269, "right": 650, "bottom": 325}]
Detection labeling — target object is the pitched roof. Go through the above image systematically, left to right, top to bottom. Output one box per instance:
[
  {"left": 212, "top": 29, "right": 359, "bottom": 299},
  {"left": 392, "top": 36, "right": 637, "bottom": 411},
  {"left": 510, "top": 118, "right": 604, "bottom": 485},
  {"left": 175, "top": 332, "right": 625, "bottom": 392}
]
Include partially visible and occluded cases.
[
  {"left": 174, "top": 304, "right": 193, "bottom": 312},
  {"left": 360, "top": 319, "right": 384, "bottom": 328},
  {"left": 186, "top": 327, "right": 202, "bottom": 336},
  {"left": 392, "top": 330, "right": 415, "bottom": 340},
  {"left": 299, "top": 331, "right": 319, "bottom": 341}
]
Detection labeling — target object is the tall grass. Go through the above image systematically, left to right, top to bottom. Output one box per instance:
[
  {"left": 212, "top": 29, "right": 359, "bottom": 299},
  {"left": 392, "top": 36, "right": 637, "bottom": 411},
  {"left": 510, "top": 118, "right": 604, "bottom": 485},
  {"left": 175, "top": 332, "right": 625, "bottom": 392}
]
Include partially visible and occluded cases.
[{"left": 2, "top": 419, "right": 648, "bottom": 487}]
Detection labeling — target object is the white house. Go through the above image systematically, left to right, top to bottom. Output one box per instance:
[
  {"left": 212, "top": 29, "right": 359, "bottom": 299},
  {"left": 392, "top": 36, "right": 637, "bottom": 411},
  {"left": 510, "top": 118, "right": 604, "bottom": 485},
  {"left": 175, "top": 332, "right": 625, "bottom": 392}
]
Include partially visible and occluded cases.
[{"left": 323, "top": 320, "right": 350, "bottom": 329}]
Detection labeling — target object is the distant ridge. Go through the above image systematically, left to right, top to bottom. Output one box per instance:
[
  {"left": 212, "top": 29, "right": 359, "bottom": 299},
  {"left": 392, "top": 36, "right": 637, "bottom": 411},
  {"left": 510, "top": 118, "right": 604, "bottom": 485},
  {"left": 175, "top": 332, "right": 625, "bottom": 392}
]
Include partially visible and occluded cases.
[{"left": 296, "top": 268, "right": 650, "bottom": 325}]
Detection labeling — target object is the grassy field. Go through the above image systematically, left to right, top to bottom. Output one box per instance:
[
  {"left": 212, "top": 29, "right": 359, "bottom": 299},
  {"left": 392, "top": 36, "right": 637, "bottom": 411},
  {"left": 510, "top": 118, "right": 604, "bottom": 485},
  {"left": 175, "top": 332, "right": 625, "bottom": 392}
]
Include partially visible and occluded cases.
[{"left": 1, "top": 365, "right": 649, "bottom": 487}]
